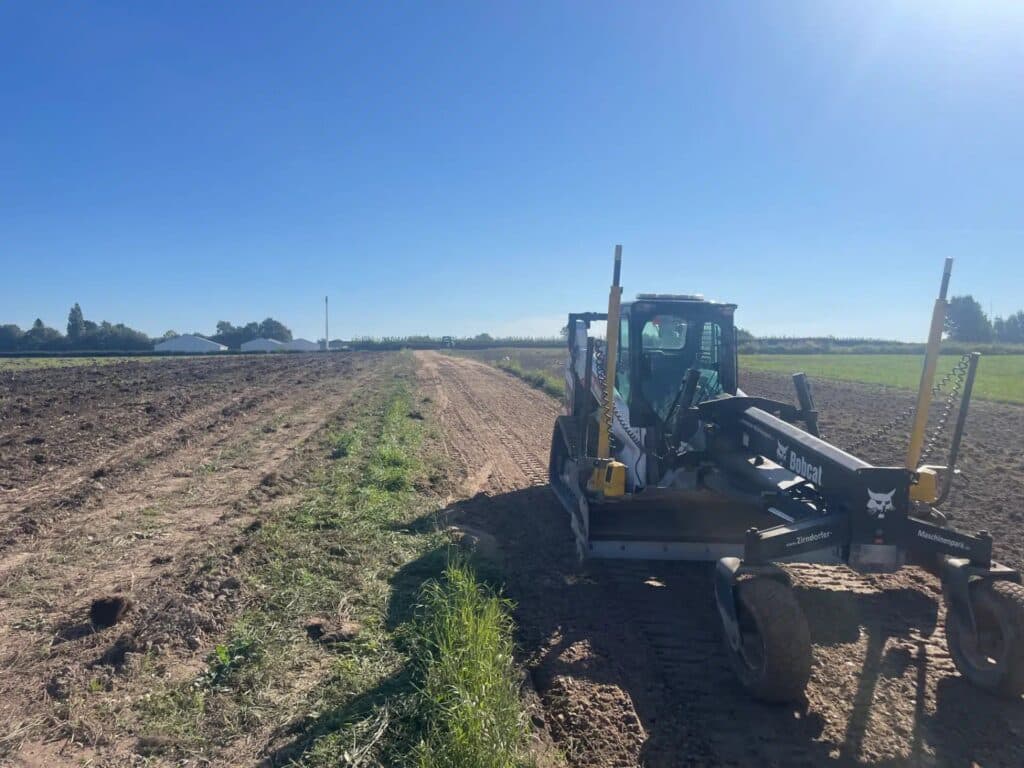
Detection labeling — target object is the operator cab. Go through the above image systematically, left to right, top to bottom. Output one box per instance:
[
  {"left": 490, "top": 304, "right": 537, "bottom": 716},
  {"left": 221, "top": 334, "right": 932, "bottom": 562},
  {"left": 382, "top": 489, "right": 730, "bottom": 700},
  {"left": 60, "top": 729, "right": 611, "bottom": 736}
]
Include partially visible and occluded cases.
[{"left": 618, "top": 294, "right": 738, "bottom": 429}]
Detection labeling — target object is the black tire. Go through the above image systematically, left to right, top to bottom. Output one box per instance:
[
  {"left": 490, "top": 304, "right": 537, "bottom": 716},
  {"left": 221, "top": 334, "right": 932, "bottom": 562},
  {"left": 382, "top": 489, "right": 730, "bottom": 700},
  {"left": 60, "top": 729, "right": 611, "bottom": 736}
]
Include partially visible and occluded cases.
[
  {"left": 548, "top": 423, "right": 567, "bottom": 487},
  {"left": 548, "top": 423, "right": 587, "bottom": 564},
  {"left": 724, "top": 577, "right": 812, "bottom": 703},
  {"left": 946, "top": 579, "right": 1024, "bottom": 699}
]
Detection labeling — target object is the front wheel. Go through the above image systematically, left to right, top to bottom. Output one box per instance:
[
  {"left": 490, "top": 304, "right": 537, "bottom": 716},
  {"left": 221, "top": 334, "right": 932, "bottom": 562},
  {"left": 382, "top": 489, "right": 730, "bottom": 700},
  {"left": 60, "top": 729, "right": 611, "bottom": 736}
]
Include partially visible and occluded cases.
[
  {"left": 723, "top": 577, "right": 812, "bottom": 703},
  {"left": 946, "top": 580, "right": 1024, "bottom": 698}
]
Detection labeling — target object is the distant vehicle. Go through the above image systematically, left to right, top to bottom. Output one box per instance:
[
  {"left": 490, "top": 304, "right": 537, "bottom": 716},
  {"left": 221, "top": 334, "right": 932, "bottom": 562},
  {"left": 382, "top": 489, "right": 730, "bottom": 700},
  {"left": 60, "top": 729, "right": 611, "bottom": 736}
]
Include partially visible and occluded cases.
[{"left": 441, "top": 336, "right": 455, "bottom": 348}]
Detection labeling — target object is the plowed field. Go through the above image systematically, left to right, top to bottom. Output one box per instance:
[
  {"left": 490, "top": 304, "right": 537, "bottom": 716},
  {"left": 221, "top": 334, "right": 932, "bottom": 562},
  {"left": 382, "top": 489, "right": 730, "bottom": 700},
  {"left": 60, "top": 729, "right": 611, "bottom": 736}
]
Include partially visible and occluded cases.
[
  {"left": 419, "top": 351, "right": 1024, "bottom": 767},
  {"left": 0, "top": 353, "right": 375, "bottom": 762}
]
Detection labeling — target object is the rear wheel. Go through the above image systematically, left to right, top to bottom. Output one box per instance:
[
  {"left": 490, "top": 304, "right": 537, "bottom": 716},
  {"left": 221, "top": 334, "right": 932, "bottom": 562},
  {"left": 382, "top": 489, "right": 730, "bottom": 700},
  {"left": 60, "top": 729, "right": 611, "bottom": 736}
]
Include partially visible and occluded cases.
[
  {"left": 724, "top": 577, "right": 812, "bottom": 703},
  {"left": 946, "top": 580, "right": 1024, "bottom": 698}
]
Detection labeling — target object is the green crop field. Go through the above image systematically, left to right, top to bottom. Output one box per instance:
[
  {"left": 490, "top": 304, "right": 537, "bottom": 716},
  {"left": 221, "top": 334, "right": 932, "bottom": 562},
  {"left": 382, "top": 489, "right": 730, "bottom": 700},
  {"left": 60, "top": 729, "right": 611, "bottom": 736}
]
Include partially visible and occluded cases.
[
  {"left": 451, "top": 347, "right": 1024, "bottom": 405},
  {"left": 741, "top": 354, "right": 1024, "bottom": 404},
  {"left": 0, "top": 356, "right": 166, "bottom": 371}
]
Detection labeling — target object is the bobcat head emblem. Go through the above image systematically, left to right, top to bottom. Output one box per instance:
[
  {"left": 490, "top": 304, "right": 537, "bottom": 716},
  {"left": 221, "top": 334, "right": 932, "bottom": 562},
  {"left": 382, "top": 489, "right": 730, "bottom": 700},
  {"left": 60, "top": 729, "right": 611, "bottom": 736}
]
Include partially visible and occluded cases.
[
  {"left": 776, "top": 441, "right": 788, "bottom": 463},
  {"left": 866, "top": 489, "right": 896, "bottom": 519}
]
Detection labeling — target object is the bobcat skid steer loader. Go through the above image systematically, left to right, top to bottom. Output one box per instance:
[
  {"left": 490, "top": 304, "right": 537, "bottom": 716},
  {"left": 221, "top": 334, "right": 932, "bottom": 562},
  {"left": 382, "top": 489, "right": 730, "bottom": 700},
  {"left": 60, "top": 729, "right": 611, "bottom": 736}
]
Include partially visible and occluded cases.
[{"left": 549, "top": 247, "right": 1023, "bottom": 702}]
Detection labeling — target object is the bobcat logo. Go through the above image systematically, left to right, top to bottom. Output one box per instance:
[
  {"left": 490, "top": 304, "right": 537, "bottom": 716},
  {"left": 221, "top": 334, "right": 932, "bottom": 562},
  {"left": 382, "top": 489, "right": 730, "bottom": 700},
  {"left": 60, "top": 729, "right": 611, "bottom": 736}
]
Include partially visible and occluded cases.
[
  {"left": 776, "top": 440, "right": 788, "bottom": 463},
  {"left": 866, "top": 489, "right": 896, "bottom": 519}
]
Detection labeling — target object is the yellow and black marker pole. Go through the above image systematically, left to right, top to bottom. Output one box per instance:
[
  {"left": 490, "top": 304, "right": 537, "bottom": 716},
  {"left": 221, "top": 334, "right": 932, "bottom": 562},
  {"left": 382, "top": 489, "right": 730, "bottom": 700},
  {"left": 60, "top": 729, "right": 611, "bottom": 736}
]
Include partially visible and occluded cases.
[
  {"left": 589, "top": 245, "right": 627, "bottom": 497},
  {"left": 905, "top": 258, "right": 953, "bottom": 497}
]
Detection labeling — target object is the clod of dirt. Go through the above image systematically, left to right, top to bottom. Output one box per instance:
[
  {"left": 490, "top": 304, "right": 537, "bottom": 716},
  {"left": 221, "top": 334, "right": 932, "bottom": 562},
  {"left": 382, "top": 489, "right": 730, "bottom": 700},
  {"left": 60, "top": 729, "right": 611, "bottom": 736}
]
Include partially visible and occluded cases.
[
  {"left": 407, "top": 409, "right": 425, "bottom": 420},
  {"left": 24, "top": 435, "right": 45, "bottom": 445},
  {"left": 31, "top": 452, "right": 47, "bottom": 464},
  {"left": 260, "top": 471, "right": 279, "bottom": 487},
  {"left": 447, "top": 525, "right": 502, "bottom": 564},
  {"left": 219, "top": 576, "right": 242, "bottom": 593},
  {"left": 90, "top": 595, "right": 133, "bottom": 629},
  {"left": 305, "top": 616, "right": 362, "bottom": 646},
  {"left": 95, "top": 633, "right": 138, "bottom": 667},
  {"left": 46, "top": 668, "right": 73, "bottom": 701},
  {"left": 135, "top": 735, "right": 181, "bottom": 756}
]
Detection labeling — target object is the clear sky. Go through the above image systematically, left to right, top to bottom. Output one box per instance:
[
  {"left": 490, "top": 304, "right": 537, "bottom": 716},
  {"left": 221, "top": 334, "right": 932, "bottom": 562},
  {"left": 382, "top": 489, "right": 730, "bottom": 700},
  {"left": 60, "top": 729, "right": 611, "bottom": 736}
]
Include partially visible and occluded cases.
[{"left": 3, "top": 2, "right": 1023, "bottom": 342}]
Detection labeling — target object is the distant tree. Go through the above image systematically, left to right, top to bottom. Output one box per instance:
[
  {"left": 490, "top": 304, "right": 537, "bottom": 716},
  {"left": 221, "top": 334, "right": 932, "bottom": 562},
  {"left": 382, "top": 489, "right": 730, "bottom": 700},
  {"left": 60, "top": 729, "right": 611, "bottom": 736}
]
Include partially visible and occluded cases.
[
  {"left": 944, "top": 295, "right": 992, "bottom": 342},
  {"left": 67, "top": 303, "right": 85, "bottom": 339},
  {"left": 994, "top": 311, "right": 1024, "bottom": 343},
  {"left": 257, "top": 317, "right": 292, "bottom": 342},
  {"left": 24, "top": 318, "right": 63, "bottom": 350},
  {"left": 211, "top": 319, "right": 289, "bottom": 348},
  {"left": 0, "top": 324, "right": 23, "bottom": 351},
  {"left": 559, "top": 325, "right": 569, "bottom": 339},
  {"left": 736, "top": 327, "right": 755, "bottom": 343},
  {"left": 162, "top": 330, "right": 180, "bottom": 339},
  {"left": 473, "top": 332, "right": 494, "bottom": 343}
]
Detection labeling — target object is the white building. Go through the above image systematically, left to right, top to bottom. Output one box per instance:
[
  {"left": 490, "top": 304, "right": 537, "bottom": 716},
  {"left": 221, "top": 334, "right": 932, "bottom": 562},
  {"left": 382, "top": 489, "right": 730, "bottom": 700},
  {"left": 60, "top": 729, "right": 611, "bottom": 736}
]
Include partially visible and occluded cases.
[
  {"left": 153, "top": 335, "right": 228, "bottom": 354},
  {"left": 241, "top": 337, "right": 284, "bottom": 353},
  {"left": 282, "top": 338, "right": 319, "bottom": 352}
]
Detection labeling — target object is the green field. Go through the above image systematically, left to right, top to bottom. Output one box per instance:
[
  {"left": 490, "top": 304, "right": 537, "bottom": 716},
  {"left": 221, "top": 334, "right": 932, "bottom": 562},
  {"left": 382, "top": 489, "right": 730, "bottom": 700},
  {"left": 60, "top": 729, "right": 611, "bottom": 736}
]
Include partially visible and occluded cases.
[
  {"left": 449, "top": 347, "right": 1024, "bottom": 406},
  {"left": 742, "top": 354, "right": 1024, "bottom": 404},
  {"left": 0, "top": 356, "right": 164, "bottom": 371}
]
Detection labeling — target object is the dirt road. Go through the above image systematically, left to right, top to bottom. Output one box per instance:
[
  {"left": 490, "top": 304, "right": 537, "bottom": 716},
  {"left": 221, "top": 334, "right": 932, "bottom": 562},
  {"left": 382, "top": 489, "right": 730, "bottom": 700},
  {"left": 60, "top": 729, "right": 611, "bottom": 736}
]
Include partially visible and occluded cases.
[
  {"left": 417, "top": 351, "right": 1024, "bottom": 768},
  {"left": 0, "top": 354, "right": 371, "bottom": 760}
]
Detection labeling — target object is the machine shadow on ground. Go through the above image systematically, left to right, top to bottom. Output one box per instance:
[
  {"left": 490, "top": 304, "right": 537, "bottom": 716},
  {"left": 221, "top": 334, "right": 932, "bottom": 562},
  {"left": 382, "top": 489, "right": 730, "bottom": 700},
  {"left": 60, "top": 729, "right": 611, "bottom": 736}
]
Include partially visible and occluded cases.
[{"left": 432, "top": 484, "right": 1024, "bottom": 768}]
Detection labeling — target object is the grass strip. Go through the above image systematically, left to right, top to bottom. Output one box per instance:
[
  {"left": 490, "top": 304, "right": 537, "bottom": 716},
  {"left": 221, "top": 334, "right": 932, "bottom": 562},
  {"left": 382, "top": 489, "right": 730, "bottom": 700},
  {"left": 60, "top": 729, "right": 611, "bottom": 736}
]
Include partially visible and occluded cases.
[
  {"left": 495, "top": 359, "right": 564, "bottom": 398},
  {"left": 413, "top": 559, "right": 528, "bottom": 768}
]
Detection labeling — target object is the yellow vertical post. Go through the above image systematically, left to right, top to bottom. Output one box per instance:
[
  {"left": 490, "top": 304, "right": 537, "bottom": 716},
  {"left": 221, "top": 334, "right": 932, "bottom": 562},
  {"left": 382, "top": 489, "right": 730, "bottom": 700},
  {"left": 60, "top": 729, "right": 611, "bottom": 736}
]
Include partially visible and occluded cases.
[
  {"left": 597, "top": 245, "right": 623, "bottom": 459},
  {"left": 905, "top": 258, "right": 953, "bottom": 471}
]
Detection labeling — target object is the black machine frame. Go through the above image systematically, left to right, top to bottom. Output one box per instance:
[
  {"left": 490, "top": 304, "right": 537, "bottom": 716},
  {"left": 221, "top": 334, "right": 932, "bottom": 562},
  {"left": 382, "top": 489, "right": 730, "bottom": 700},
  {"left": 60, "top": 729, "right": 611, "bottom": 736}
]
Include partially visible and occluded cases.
[{"left": 558, "top": 304, "right": 1020, "bottom": 639}]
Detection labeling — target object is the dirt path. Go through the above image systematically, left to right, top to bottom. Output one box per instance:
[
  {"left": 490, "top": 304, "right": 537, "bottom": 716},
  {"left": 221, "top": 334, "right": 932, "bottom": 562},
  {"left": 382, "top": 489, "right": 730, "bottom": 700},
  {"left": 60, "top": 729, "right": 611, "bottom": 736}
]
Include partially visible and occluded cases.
[
  {"left": 417, "top": 351, "right": 1024, "bottom": 768},
  {"left": 0, "top": 354, "right": 373, "bottom": 760}
]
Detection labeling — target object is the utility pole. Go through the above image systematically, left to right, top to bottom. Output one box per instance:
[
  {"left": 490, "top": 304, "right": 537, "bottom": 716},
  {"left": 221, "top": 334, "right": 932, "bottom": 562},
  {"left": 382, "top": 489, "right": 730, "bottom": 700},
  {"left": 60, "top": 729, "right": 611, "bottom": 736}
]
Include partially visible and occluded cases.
[{"left": 324, "top": 296, "right": 329, "bottom": 352}]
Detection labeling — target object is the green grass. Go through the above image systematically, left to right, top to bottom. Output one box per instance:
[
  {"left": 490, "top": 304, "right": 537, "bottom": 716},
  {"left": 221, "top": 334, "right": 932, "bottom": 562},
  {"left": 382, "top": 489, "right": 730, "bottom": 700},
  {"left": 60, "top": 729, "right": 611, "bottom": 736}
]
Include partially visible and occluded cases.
[
  {"left": 446, "top": 347, "right": 565, "bottom": 398},
  {"left": 125, "top": 353, "right": 530, "bottom": 766},
  {"left": 742, "top": 354, "right": 1024, "bottom": 404},
  {"left": 0, "top": 356, "right": 164, "bottom": 371},
  {"left": 495, "top": 359, "right": 564, "bottom": 399},
  {"left": 413, "top": 560, "right": 527, "bottom": 768}
]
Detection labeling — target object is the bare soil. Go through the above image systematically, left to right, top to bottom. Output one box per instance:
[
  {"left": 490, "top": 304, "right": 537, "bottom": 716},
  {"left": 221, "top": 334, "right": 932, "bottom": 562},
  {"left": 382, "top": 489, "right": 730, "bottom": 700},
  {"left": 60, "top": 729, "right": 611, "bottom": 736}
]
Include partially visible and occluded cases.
[
  {"left": 418, "top": 351, "right": 1024, "bottom": 768},
  {"left": 0, "top": 353, "right": 375, "bottom": 763}
]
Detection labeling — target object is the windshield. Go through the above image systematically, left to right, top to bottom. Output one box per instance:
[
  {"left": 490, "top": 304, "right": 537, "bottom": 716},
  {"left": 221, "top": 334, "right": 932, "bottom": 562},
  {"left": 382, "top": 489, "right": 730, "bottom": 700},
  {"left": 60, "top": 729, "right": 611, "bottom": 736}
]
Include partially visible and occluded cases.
[{"left": 639, "top": 316, "right": 725, "bottom": 419}]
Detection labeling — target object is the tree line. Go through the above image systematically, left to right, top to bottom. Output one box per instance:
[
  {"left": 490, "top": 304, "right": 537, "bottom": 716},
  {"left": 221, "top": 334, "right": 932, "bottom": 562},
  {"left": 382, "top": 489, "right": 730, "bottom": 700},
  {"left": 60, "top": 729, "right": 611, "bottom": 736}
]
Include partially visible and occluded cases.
[
  {"left": 945, "top": 295, "right": 1024, "bottom": 343},
  {"left": 0, "top": 304, "right": 295, "bottom": 352},
  {"left": 1, "top": 304, "right": 151, "bottom": 352}
]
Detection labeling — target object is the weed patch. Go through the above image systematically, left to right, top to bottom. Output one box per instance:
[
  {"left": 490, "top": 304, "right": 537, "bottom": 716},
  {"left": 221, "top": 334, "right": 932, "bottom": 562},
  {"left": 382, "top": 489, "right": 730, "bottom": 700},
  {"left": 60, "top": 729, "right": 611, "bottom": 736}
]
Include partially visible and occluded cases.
[
  {"left": 496, "top": 359, "right": 563, "bottom": 399},
  {"left": 413, "top": 558, "right": 528, "bottom": 768}
]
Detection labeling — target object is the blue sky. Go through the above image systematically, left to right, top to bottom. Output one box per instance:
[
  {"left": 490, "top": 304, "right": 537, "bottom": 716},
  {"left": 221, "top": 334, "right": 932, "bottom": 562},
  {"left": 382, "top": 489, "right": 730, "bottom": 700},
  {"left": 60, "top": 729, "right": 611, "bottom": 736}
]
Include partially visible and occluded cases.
[{"left": 2, "top": 1, "right": 1023, "bottom": 341}]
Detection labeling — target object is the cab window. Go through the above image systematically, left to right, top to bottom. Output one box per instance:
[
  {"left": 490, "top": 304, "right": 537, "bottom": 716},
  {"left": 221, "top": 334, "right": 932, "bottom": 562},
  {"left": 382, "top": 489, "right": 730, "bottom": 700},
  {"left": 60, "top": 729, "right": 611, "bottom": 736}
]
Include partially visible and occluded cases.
[
  {"left": 638, "top": 314, "right": 725, "bottom": 419},
  {"left": 615, "top": 316, "right": 630, "bottom": 402},
  {"left": 641, "top": 317, "right": 687, "bottom": 350}
]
